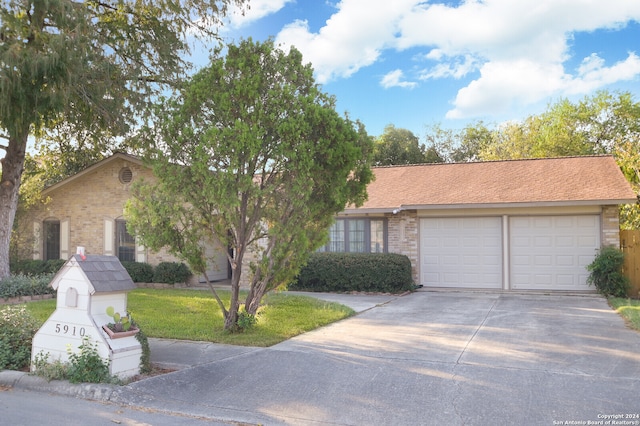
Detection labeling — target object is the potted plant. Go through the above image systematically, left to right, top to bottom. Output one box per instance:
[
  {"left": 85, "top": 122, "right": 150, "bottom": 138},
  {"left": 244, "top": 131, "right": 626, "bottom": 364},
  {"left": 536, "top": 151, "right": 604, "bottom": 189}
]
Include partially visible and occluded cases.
[{"left": 102, "top": 306, "right": 139, "bottom": 339}]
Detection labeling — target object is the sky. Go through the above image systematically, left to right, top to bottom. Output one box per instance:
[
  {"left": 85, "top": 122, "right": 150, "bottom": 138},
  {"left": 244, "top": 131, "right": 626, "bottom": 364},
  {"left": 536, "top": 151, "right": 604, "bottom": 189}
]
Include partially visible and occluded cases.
[{"left": 201, "top": 0, "right": 640, "bottom": 139}]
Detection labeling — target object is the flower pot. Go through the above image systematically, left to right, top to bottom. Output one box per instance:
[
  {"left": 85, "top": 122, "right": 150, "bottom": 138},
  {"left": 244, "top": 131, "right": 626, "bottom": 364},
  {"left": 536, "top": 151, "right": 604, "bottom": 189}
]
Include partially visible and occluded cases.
[{"left": 102, "top": 325, "right": 139, "bottom": 339}]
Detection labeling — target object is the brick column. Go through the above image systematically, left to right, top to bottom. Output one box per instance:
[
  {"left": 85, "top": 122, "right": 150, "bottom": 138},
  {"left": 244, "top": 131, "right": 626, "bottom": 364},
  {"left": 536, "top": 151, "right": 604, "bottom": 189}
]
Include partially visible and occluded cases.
[{"left": 601, "top": 205, "right": 621, "bottom": 248}]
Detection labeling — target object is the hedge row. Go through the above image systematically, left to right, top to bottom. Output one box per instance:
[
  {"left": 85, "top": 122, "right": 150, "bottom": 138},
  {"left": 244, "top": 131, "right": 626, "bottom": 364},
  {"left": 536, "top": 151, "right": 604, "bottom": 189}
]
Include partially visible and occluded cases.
[
  {"left": 290, "top": 252, "right": 415, "bottom": 293},
  {"left": 10, "top": 259, "right": 191, "bottom": 285},
  {"left": 11, "top": 259, "right": 66, "bottom": 276},
  {"left": 122, "top": 261, "right": 192, "bottom": 284},
  {"left": 0, "top": 274, "right": 56, "bottom": 299}
]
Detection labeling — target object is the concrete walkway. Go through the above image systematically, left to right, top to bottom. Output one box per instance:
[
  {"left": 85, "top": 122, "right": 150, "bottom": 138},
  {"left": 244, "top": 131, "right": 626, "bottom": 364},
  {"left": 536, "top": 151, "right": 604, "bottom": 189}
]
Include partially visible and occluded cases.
[{"left": 3, "top": 290, "right": 640, "bottom": 425}]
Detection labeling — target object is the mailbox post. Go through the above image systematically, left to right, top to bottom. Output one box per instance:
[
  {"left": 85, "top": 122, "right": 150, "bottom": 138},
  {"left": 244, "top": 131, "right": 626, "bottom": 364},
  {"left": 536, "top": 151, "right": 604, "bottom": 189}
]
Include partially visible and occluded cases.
[{"left": 31, "top": 251, "right": 142, "bottom": 379}]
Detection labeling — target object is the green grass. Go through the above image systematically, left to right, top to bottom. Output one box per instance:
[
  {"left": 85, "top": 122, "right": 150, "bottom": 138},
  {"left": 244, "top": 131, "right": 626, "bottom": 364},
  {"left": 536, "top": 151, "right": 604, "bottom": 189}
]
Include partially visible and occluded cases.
[
  {"left": 24, "top": 288, "right": 355, "bottom": 347},
  {"left": 609, "top": 297, "right": 640, "bottom": 331}
]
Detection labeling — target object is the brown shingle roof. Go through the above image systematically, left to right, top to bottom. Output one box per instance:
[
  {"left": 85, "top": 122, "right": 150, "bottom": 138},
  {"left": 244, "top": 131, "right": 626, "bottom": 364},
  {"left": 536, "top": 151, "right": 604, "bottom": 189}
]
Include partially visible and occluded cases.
[{"left": 348, "top": 156, "right": 637, "bottom": 212}]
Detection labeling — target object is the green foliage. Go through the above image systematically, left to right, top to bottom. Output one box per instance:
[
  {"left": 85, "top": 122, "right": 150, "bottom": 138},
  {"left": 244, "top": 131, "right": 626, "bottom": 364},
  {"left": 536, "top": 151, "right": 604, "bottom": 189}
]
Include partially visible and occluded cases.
[
  {"left": 0, "top": 0, "right": 247, "bottom": 281},
  {"left": 126, "top": 38, "right": 373, "bottom": 330},
  {"left": 374, "top": 124, "right": 426, "bottom": 165},
  {"left": 587, "top": 246, "right": 630, "bottom": 297},
  {"left": 290, "top": 252, "right": 415, "bottom": 293},
  {"left": 11, "top": 259, "right": 65, "bottom": 276},
  {"left": 122, "top": 261, "right": 154, "bottom": 283},
  {"left": 152, "top": 262, "right": 192, "bottom": 284},
  {"left": 0, "top": 274, "right": 55, "bottom": 299},
  {"left": 609, "top": 298, "right": 640, "bottom": 330},
  {"left": 0, "top": 305, "right": 40, "bottom": 370},
  {"left": 106, "top": 306, "right": 131, "bottom": 332},
  {"left": 235, "top": 309, "right": 258, "bottom": 332},
  {"left": 134, "top": 325, "right": 152, "bottom": 375},
  {"left": 66, "top": 336, "right": 113, "bottom": 384},
  {"left": 31, "top": 352, "right": 69, "bottom": 382}
]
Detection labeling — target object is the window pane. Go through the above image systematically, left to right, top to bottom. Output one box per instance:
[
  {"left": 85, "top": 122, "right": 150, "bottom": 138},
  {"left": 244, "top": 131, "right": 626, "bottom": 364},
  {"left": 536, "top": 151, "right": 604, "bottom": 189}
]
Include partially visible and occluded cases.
[
  {"left": 348, "top": 219, "right": 365, "bottom": 252},
  {"left": 116, "top": 220, "right": 135, "bottom": 262},
  {"left": 328, "top": 220, "right": 345, "bottom": 252},
  {"left": 370, "top": 220, "right": 384, "bottom": 253},
  {"left": 44, "top": 221, "right": 60, "bottom": 261}
]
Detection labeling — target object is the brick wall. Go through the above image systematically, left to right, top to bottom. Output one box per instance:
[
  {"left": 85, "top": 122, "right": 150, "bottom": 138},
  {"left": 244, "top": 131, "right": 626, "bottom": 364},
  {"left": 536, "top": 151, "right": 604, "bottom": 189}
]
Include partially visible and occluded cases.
[
  {"left": 19, "top": 156, "right": 179, "bottom": 265},
  {"left": 601, "top": 205, "right": 622, "bottom": 248},
  {"left": 387, "top": 210, "right": 419, "bottom": 283}
]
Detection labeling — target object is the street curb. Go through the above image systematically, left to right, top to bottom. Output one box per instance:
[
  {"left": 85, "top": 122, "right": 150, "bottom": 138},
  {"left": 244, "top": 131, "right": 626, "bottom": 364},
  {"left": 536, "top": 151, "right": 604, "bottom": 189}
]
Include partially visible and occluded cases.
[{"left": 0, "top": 370, "right": 118, "bottom": 401}]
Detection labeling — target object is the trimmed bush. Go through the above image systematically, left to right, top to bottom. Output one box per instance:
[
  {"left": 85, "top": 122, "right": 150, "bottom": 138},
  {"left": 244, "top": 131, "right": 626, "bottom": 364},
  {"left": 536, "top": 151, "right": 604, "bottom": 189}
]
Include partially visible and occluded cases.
[
  {"left": 587, "top": 246, "right": 629, "bottom": 297},
  {"left": 290, "top": 252, "right": 415, "bottom": 293},
  {"left": 11, "top": 259, "right": 65, "bottom": 276},
  {"left": 122, "top": 261, "right": 154, "bottom": 283},
  {"left": 152, "top": 262, "right": 192, "bottom": 284},
  {"left": 0, "top": 274, "right": 55, "bottom": 299},
  {"left": 0, "top": 305, "right": 40, "bottom": 370}
]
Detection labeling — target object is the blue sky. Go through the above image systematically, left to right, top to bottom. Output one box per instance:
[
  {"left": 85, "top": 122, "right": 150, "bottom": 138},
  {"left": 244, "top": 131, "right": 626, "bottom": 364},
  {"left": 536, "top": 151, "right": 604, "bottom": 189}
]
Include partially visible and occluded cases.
[{"left": 200, "top": 0, "right": 640, "bottom": 140}]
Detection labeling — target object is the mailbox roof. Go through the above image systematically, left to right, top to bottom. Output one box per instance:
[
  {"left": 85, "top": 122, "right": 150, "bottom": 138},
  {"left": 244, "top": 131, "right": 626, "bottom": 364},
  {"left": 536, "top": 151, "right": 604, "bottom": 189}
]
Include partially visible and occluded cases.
[{"left": 51, "top": 254, "right": 136, "bottom": 293}]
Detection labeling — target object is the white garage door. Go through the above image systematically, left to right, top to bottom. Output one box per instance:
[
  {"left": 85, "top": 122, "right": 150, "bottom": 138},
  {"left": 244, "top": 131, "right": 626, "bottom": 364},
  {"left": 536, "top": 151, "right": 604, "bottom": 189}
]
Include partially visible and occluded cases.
[
  {"left": 509, "top": 216, "right": 600, "bottom": 291},
  {"left": 420, "top": 217, "right": 503, "bottom": 288}
]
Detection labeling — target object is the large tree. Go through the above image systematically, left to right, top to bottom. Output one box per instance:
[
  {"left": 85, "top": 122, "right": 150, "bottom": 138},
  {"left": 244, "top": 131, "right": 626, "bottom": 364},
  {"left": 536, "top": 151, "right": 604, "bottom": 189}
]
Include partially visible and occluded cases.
[
  {"left": 0, "top": 0, "right": 245, "bottom": 279},
  {"left": 125, "top": 39, "right": 373, "bottom": 331},
  {"left": 474, "top": 91, "right": 640, "bottom": 228},
  {"left": 373, "top": 124, "right": 425, "bottom": 165}
]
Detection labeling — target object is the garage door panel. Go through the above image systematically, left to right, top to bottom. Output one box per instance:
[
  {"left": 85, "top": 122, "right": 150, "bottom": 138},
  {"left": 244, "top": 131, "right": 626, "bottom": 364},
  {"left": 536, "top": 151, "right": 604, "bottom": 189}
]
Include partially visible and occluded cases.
[
  {"left": 509, "top": 215, "right": 599, "bottom": 291},
  {"left": 420, "top": 217, "right": 502, "bottom": 289}
]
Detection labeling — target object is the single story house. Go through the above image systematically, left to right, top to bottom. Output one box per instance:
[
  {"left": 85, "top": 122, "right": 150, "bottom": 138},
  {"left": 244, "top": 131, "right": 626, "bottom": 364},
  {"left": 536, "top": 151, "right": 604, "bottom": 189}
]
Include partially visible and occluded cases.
[
  {"left": 19, "top": 153, "right": 230, "bottom": 282},
  {"left": 21, "top": 153, "right": 637, "bottom": 292},
  {"left": 329, "top": 155, "right": 637, "bottom": 291}
]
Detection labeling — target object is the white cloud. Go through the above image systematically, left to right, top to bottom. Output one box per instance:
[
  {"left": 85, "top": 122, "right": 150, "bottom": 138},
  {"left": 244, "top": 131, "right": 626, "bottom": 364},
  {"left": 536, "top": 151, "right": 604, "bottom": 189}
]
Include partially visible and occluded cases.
[
  {"left": 227, "top": 0, "right": 293, "bottom": 28},
  {"left": 271, "top": 0, "right": 640, "bottom": 117},
  {"left": 275, "top": 0, "right": 416, "bottom": 83},
  {"left": 565, "top": 52, "right": 640, "bottom": 94},
  {"left": 420, "top": 54, "right": 479, "bottom": 80},
  {"left": 445, "top": 60, "right": 569, "bottom": 119},
  {"left": 380, "top": 69, "right": 417, "bottom": 89}
]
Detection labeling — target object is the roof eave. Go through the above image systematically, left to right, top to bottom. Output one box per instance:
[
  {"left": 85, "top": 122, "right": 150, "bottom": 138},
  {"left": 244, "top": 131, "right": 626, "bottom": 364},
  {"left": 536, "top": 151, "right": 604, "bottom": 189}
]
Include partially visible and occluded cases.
[{"left": 342, "top": 198, "right": 637, "bottom": 214}]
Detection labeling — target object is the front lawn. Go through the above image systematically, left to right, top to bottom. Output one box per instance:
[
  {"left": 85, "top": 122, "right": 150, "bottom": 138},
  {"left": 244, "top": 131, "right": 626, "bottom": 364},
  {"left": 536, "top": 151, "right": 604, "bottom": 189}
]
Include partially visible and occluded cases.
[
  {"left": 24, "top": 288, "right": 355, "bottom": 347},
  {"left": 609, "top": 297, "right": 640, "bottom": 331}
]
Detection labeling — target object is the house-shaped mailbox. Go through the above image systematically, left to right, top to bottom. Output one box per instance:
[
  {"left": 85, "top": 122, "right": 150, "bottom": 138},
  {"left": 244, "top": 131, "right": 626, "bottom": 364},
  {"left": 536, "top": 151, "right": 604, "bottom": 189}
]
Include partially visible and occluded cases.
[{"left": 31, "top": 253, "right": 142, "bottom": 379}]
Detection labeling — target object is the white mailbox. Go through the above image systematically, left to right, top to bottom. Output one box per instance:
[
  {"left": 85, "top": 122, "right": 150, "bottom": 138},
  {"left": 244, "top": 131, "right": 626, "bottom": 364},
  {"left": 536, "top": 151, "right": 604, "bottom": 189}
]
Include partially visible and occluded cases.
[{"left": 31, "top": 252, "right": 142, "bottom": 379}]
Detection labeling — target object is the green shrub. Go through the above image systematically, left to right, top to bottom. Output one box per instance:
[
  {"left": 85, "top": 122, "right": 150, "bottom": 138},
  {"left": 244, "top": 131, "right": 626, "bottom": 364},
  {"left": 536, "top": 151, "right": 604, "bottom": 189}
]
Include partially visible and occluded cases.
[
  {"left": 587, "top": 246, "right": 630, "bottom": 297},
  {"left": 290, "top": 252, "right": 415, "bottom": 293},
  {"left": 11, "top": 259, "right": 65, "bottom": 276},
  {"left": 122, "top": 261, "right": 154, "bottom": 283},
  {"left": 152, "top": 262, "right": 192, "bottom": 284},
  {"left": 0, "top": 274, "right": 55, "bottom": 299},
  {"left": 0, "top": 305, "right": 40, "bottom": 370},
  {"left": 66, "top": 336, "right": 114, "bottom": 384},
  {"left": 32, "top": 352, "right": 68, "bottom": 382}
]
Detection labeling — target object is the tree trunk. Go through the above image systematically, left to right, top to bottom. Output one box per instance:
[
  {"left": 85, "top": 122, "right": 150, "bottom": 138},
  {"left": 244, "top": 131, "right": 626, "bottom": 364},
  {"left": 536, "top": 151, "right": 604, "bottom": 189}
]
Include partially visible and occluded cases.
[
  {"left": 0, "top": 131, "right": 29, "bottom": 280},
  {"left": 223, "top": 248, "right": 243, "bottom": 330}
]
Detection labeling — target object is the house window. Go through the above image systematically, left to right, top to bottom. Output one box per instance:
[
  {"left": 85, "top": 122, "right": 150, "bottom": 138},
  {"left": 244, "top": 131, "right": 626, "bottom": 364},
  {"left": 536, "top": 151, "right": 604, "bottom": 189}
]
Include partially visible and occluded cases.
[
  {"left": 320, "top": 218, "right": 387, "bottom": 253},
  {"left": 116, "top": 219, "right": 135, "bottom": 262},
  {"left": 43, "top": 220, "right": 60, "bottom": 260},
  {"left": 370, "top": 220, "right": 385, "bottom": 253}
]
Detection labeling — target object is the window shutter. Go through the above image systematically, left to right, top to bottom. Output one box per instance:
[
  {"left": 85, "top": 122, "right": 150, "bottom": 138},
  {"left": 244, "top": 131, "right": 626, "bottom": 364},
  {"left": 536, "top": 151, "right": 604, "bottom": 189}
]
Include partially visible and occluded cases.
[
  {"left": 60, "top": 219, "right": 70, "bottom": 259},
  {"left": 104, "top": 219, "right": 114, "bottom": 255},
  {"left": 32, "top": 222, "right": 41, "bottom": 260}
]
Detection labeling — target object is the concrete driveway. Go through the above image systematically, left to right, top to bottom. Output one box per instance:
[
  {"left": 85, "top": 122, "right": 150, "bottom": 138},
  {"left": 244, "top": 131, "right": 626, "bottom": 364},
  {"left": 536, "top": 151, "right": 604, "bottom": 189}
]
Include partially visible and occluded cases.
[{"left": 119, "top": 291, "right": 640, "bottom": 425}]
